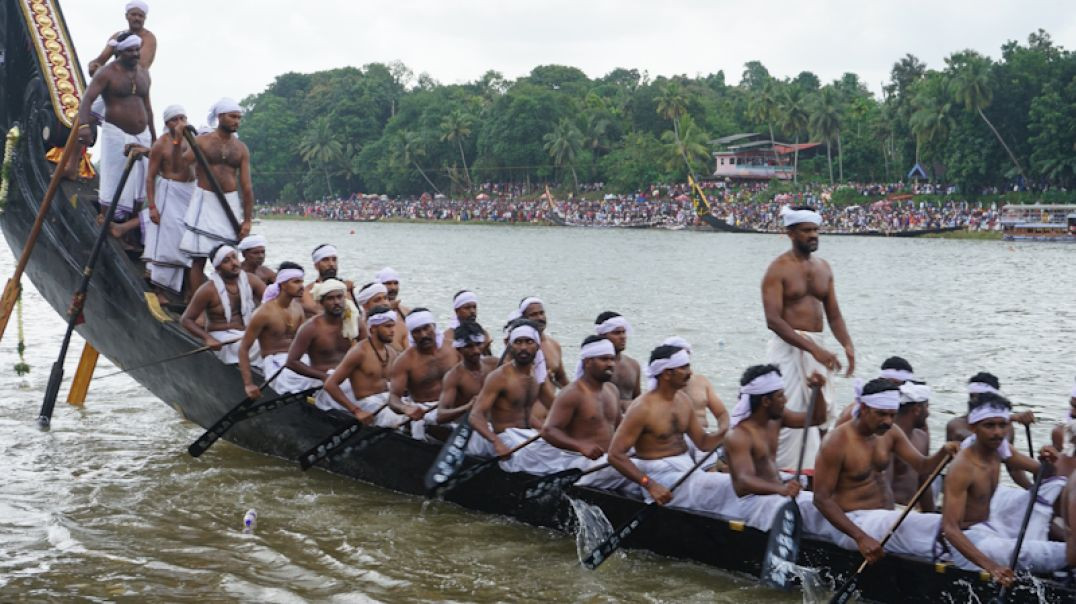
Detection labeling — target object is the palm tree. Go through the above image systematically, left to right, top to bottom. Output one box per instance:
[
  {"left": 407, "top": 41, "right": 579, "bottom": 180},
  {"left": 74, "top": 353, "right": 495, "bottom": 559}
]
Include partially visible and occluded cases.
[
  {"left": 946, "top": 51, "right": 1029, "bottom": 183},
  {"left": 748, "top": 79, "right": 781, "bottom": 156},
  {"left": 655, "top": 82, "right": 688, "bottom": 141},
  {"left": 778, "top": 87, "right": 809, "bottom": 184},
  {"left": 808, "top": 87, "right": 843, "bottom": 184},
  {"left": 909, "top": 92, "right": 953, "bottom": 180},
  {"left": 440, "top": 110, "right": 474, "bottom": 193},
  {"left": 582, "top": 111, "right": 611, "bottom": 176},
  {"left": 660, "top": 115, "right": 710, "bottom": 178},
  {"left": 298, "top": 118, "right": 344, "bottom": 197},
  {"left": 543, "top": 118, "right": 583, "bottom": 192},
  {"left": 398, "top": 130, "right": 442, "bottom": 195}
]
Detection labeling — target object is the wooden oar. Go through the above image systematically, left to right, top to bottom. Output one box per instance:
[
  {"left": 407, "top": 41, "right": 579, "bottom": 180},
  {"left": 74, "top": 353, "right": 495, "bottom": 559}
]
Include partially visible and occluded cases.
[
  {"left": 0, "top": 116, "right": 81, "bottom": 344},
  {"left": 182, "top": 126, "right": 241, "bottom": 236},
  {"left": 36, "top": 150, "right": 140, "bottom": 430},
  {"left": 95, "top": 338, "right": 242, "bottom": 379},
  {"left": 186, "top": 365, "right": 290, "bottom": 456},
  {"left": 760, "top": 384, "right": 821, "bottom": 589},
  {"left": 187, "top": 385, "right": 319, "bottom": 457},
  {"left": 298, "top": 402, "right": 437, "bottom": 470},
  {"left": 1024, "top": 424, "right": 1034, "bottom": 458},
  {"left": 428, "top": 433, "right": 541, "bottom": 499},
  {"left": 582, "top": 445, "right": 720, "bottom": 570},
  {"left": 829, "top": 452, "right": 954, "bottom": 604},
  {"left": 992, "top": 459, "right": 1046, "bottom": 604},
  {"left": 522, "top": 462, "right": 611, "bottom": 500}
]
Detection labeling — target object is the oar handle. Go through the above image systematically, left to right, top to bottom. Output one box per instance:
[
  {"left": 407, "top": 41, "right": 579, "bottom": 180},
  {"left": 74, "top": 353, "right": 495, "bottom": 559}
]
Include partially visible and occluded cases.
[
  {"left": 389, "top": 402, "right": 438, "bottom": 429},
  {"left": 1024, "top": 423, "right": 1034, "bottom": 458},
  {"left": 502, "top": 433, "right": 541, "bottom": 458},
  {"left": 668, "top": 444, "right": 721, "bottom": 493},
  {"left": 877, "top": 452, "right": 952, "bottom": 552},
  {"left": 583, "top": 462, "right": 610, "bottom": 476}
]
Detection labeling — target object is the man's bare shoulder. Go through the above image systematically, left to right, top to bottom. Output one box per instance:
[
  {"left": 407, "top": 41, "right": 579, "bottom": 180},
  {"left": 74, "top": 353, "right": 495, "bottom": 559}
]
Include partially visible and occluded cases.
[
  {"left": 622, "top": 354, "right": 641, "bottom": 371},
  {"left": 480, "top": 356, "right": 499, "bottom": 371},
  {"left": 600, "top": 382, "right": 620, "bottom": 400}
]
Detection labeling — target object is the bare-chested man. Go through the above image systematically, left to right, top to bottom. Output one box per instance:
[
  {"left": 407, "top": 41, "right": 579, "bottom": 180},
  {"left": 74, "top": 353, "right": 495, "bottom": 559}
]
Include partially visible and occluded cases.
[
  {"left": 87, "top": 2, "right": 157, "bottom": 77},
  {"left": 77, "top": 31, "right": 154, "bottom": 235},
  {"left": 179, "top": 98, "right": 253, "bottom": 292},
  {"left": 141, "top": 105, "right": 195, "bottom": 300},
  {"left": 762, "top": 206, "right": 854, "bottom": 472},
  {"left": 237, "top": 235, "right": 276, "bottom": 285},
  {"left": 300, "top": 244, "right": 357, "bottom": 317},
  {"left": 180, "top": 245, "right": 265, "bottom": 365},
  {"left": 237, "top": 262, "right": 312, "bottom": 397},
  {"left": 375, "top": 267, "right": 412, "bottom": 350},
  {"left": 285, "top": 279, "right": 359, "bottom": 411},
  {"left": 442, "top": 290, "right": 492, "bottom": 357},
  {"left": 519, "top": 297, "right": 569, "bottom": 388},
  {"left": 322, "top": 306, "right": 400, "bottom": 426},
  {"left": 387, "top": 308, "right": 458, "bottom": 439},
  {"left": 594, "top": 312, "right": 640, "bottom": 409},
  {"left": 436, "top": 321, "right": 499, "bottom": 426},
  {"left": 466, "top": 322, "right": 555, "bottom": 471},
  {"left": 662, "top": 337, "right": 729, "bottom": 440},
  {"left": 607, "top": 345, "right": 728, "bottom": 511},
  {"left": 836, "top": 356, "right": 917, "bottom": 426},
  {"left": 724, "top": 364, "right": 827, "bottom": 529},
  {"left": 947, "top": 372, "right": 1035, "bottom": 491},
  {"left": 810, "top": 378, "right": 956, "bottom": 564},
  {"left": 1050, "top": 380, "right": 1076, "bottom": 451},
  {"left": 890, "top": 382, "right": 935, "bottom": 511},
  {"left": 941, "top": 395, "right": 1066, "bottom": 584}
]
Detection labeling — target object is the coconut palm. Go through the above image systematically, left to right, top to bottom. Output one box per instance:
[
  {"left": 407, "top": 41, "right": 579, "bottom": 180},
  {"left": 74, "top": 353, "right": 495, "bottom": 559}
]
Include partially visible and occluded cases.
[
  {"left": 748, "top": 79, "right": 781, "bottom": 152},
  {"left": 655, "top": 81, "right": 688, "bottom": 140},
  {"left": 778, "top": 87, "right": 809, "bottom": 184},
  {"left": 808, "top": 87, "right": 843, "bottom": 184},
  {"left": 908, "top": 92, "right": 953, "bottom": 180},
  {"left": 440, "top": 110, "right": 474, "bottom": 192},
  {"left": 582, "top": 111, "right": 611, "bottom": 175},
  {"left": 660, "top": 115, "right": 710, "bottom": 178},
  {"left": 298, "top": 117, "right": 344, "bottom": 197},
  {"left": 543, "top": 118, "right": 584, "bottom": 192},
  {"left": 398, "top": 130, "right": 442, "bottom": 195}
]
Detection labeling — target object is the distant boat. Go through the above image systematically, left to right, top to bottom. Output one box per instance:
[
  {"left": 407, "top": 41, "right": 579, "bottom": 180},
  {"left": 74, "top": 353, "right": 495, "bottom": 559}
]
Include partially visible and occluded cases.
[{"left": 1000, "top": 204, "right": 1076, "bottom": 242}]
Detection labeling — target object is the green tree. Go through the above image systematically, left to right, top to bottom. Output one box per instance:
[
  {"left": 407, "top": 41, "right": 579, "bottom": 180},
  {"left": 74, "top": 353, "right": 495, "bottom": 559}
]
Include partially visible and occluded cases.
[
  {"left": 747, "top": 79, "right": 780, "bottom": 155},
  {"left": 656, "top": 81, "right": 688, "bottom": 141},
  {"left": 778, "top": 86, "right": 809, "bottom": 184},
  {"left": 909, "top": 86, "right": 954, "bottom": 179},
  {"left": 808, "top": 87, "right": 843, "bottom": 184},
  {"left": 440, "top": 109, "right": 474, "bottom": 192},
  {"left": 660, "top": 115, "right": 710, "bottom": 179},
  {"left": 298, "top": 117, "right": 344, "bottom": 197},
  {"left": 543, "top": 118, "right": 584, "bottom": 191},
  {"left": 398, "top": 130, "right": 442, "bottom": 195}
]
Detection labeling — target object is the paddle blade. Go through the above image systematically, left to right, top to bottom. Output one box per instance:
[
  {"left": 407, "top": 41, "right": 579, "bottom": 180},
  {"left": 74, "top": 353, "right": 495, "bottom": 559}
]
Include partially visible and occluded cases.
[
  {"left": 37, "top": 360, "right": 65, "bottom": 431},
  {"left": 424, "top": 420, "right": 473, "bottom": 491},
  {"left": 299, "top": 422, "right": 363, "bottom": 470},
  {"left": 523, "top": 468, "right": 584, "bottom": 501},
  {"left": 760, "top": 499, "right": 802, "bottom": 590},
  {"left": 582, "top": 505, "right": 654, "bottom": 570},
  {"left": 829, "top": 575, "right": 860, "bottom": 604}
]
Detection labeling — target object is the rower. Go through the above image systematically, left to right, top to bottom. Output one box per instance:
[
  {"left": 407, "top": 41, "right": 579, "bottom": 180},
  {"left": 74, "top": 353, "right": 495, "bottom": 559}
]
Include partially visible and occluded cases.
[
  {"left": 142, "top": 105, "right": 195, "bottom": 301},
  {"left": 761, "top": 205, "right": 855, "bottom": 472},
  {"left": 238, "top": 235, "right": 276, "bottom": 284},
  {"left": 180, "top": 244, "right": 265, "bottom": 365},
  {"left": 300, "top": 244, "right": 356, "bottom": 316},
  {"left": 238, "top": 262, "right": 313, "bottom": 398},
  {"left": 375, "top": 267, "right": 411, "bottom": 350},
  {"left": 285, "top": 279, "right": 359, "bottom": 411},
  {"left": 353, "top": 281, "right": 391, "bottom": 341},
  {"left": 443, "top": 290, "right": 491, "bottom": 357},
  {"left": 519, "top": 297, "right": 569, "bottom": 388},
  {"left": 321, "top": 306, "right": 399, "bottom": 426},
  {"left": 386, "top": 308, "right": 457, "bottom": 439},
  {"left": 594, "top": 311, "right": 640, "bottom": 410},
  {"left": 435, "top": 320, "right": 498, "bottom": 425},
  {"left": 465, "top": 321, "right": 555, "bottom": 470},
  {"left": 663, "top": 336, "right": 729, "bottom": 442},
  {"left": 606, "top": 345, "right": 729, "bottom": 510},
  {"left": 835, "top": 356, "right": 918, "bottom": 426},
  {"left": 724, "top": 364, "right": 827, "bottom": 529},
  {"left": 946, "top": 372, "right": 1035, "bottom": 490},
  {"left": 1050, "top": 377, "right": 1076, "bottom": 451},
  {"left": 809, "top": 378, "right": 957, "bottom": 564},
  {"left": 891, "top": 382, "right": 935, "bottom": 511},
  {"left": 940, "top": 394, "right": 1066, "bottom": 584}
]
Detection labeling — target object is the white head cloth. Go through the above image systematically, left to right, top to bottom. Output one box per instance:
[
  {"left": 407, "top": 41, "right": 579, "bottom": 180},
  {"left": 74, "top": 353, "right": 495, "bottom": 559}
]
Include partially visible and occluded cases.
[
  {"left": 125, "top": 1, "right": 148, "bottom": 14},
  {"left": 110, "top": 34, "right": 142, "bottom": 51},
  {"left": 207, "top": 98, "right": 242, "bottom": 128},
  {"left": 162, "top": 105, "right": 185, "bottom": 124},
  {"left": 780, "top": 205, "right": 822, "bottom": 227},
  {"left": 237, "top": 234, "right": 267, "bottom": 251},
  {"left": 310, "top": 244, "right": 337, "bottom": 263},
  {"left": 211, "top": 245, "right": 237, "bottom": 269},
  {"left": 207, "top": 249, "right": 253, "bottom": 327},
  {"left": 376, "top": 267, "right": 400, "bottom": 284},
  {"left": 262, "top": 268, "right": 304, "bottom": 302},
  {"left": 311, "top": 278, "right": 346, "bottom": 301},
  {"left": 310, "top": 279, "right": 359, "bottom": 339},
  {"left": 355, "top": 282, "right": 387, "bottom": 306},
  {"left": 453, "top": 290, "right": 478, "bottom": 309},
  {"left": 519, "top": 297, "right": 543, "bottom": 315},
  {"left": 367, "top": 310, "right": 396, "bottom": 328},
  {"left": 405, "top": 310, "right": 443, "bottom": 348},
  {"left": 595, "top": 315, "right": 632, "bottom": 336},
  {"left": 508, "top": 324, "right": 546, "bottom": 383},
  {"left": 452, "top": 331, "right": 486, "bottom": 349},
  {"left": 661, "top": 336, "right": 692, "bottom": 355},
  {"left": 574, "top": 338, "right": 616, "bottom": 379},
  {"left": 645, "top": 349, "right": 691, "bottom": 391},
  {"left": 880, "top": 368, "right": 917, "bottom": 382},
  {"left": 730, "top": 369, "right": 784, "bottom": 428},
  {"left": 967, "top": 381, "right": 1001, "bottom": 396},
  {"left": 899, "top": 382, "right": 932, "bottom": 404},
  {"left": 858, "top": 389, "right": 900, "bottom": 412},
  {"left": 962, "top": 402, "right": 1014, "bottom": 460}
]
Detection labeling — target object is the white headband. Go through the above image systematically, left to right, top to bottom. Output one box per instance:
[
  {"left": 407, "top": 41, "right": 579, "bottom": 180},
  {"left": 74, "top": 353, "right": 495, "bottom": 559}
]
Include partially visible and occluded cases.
[
  {"left": 125, "top": 1, "right": 148, "bottom": 14},
  {"left": 110, "top": 34, "right": 142, "bottom": 51},
  {"left": 207, "top": 98, "right": 242, "bottom": 128},
  {"left": 162, "top": 105, "right": 185, "bottom": 124},
  {"left": 780, "top": 205, "right": 822, "bottom": 227},
  {"left": 237, "top": 234, "right": 267, "bottom": 251},
  {"left": 211, "top": 245, "right": 237, "bottom": 268},
  {"left": 311, "top": 245, "right": 337, "bottom": 263},
  {"left": 376, "top": 267, "right": 400, "bottom": 284},
  {"left": 276, "top": 268, "right": 304, "bottom": 284},
  {"left": 311, "top": 278, "right": 346, "bottom": 301},
  {"left": 355, "top": 283, "right": 387, "bottom": 306},
  {"left": 453, "top": 291, "right": 478, "bottom": 309},
  {"left": 519, "top": 297, "right": 543, "bottom": 315},
  {"left": 367, "top": 310, "right": 396, "bottom": 327},
  {"left": 595, "top": 315, "right": 632, "bottom": 336},
  {"left": 505, "top": 325, "right": 547, "bottom": 382},
  {"left": 509, "top": 325, "right": 540, "bottom": 344},
  {"left": 452, "top": 332, "right": 486, "bottom": 349},
  {"left": 661, "top": 336, "right": 692, "bottom": 355},
  {"left": 574, "top": 339, "right": 616, "bottom": 379},
  {"left": 645, "top": 349, "right": 691, "bottom": 390},
  {"left": 880, "top": 368, "right": 916, "bottom": 382},
  {"left": 730, "top": 370, "right": 784, "bottom": 428},
  {"left": 967, "top": 381, "right": 1001, "bottom": 396},
  {"left": 899, "top": 382, "right": 932, "bottom": 404},
  {"left": 859, "top": 389, "right": 900, "bottom": 411},
  {"left": 968, "top": 405, "right": 1011, "bottom": 425}
]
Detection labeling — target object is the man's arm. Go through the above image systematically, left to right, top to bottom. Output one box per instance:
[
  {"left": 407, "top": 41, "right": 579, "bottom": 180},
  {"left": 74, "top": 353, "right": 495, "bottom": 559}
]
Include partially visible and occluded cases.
[
  {"left": 139, "top": 31, "right": 158, "bottom": 68},
  {"left": 87, "top": 42, "right": 114, "bottom": 76},
  {"left": 142, "top": 72, "right": 156, "bottom": 141},
  {"left": 76, "top": 73, "right": 108, "bottom": 144},
  {"left": 145, "top": 142, "right": 163, "bottom": 224},
  {"left": 238, "top": 146, "right": 254, "bottom": 237},
  {"left": 761, "top": 264, "right": 841, "bottom": 373},
  {"left": 821, "top": 266, "right": 854, "bottom": 377},
  {"left": 248, "top": 273, "right": 266, "bottom": 304},
  {"left": 179, "top": 286, "right": 220, "bottom": 348},
  {"left": 237, "top": 310, "right": 268, "bottom": 399},
  {"left": 284, "top": 321, "right": 326, "bottom": 381},
  {"left": 549, "top": 340, "right": 569, "bottom": 388},
  {"left": 323, "top": 347, "right": 374, "bottom": 423},
  {"left": 386, "top": 354, "right": 425, "bottom": 420},
  {"left": 629, "top": 358, "right": 641, "bottom": 400},
  {"left": 434, "top": 369, "right": 468, "bottom": 424},
  {"left": 467, "top": 372, "right": 509, "bottom": 455},
  {"left": 701, "top": 376, "right": 729, "bottom": 437},
  {"left": 530, "top": 380, "right": 554, "bottom": 429},
  {"left": 541, "top": 388, "right": 602, "bottom": 458},
  {"left": 685, "top": 397, "right": 724, "bottom": 452},
  {"left": 608, "top": 403, "right": 672, "bottom": 504},
  {"left": 726, "top": 429, "right": 798, "bottom": 497},
  {"left": 894, "top": 429, "right": 955, "bottom": 475},
  {"left": 912, "top": 430, "right": 936, "bottom": 512},
  {"left": 812, "top": 435, "right": 884, "bottom": 563},
  {"left": 941, "top": 461, "right": 1014, "bottom": 586}
]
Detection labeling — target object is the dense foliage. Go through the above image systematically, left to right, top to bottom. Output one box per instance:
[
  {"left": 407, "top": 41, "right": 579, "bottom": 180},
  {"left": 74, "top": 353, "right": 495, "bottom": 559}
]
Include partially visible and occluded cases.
[{"left": 238, "top": 31, "right": 1075, "bottom": 201}]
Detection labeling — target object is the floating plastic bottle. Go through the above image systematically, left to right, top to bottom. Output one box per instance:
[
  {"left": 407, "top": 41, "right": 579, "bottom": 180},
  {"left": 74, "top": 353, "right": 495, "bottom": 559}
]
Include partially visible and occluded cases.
[{"left": 242, "top": 509, "right": 257, "bottom": 533}]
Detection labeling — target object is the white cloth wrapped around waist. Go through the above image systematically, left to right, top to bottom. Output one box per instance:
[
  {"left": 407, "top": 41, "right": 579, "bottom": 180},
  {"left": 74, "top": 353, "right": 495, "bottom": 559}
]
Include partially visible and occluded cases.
[
  {"left": 98, "top": 121, "right": 150, "bottom": 214},
  {"left": 146, "top": 177, "right": 195, "bottom": 268},
  {"left": 181, "top": 187, "right": 241, "bottom": 257},
  {"left": 209, "top": 329, "right": 259, "bottom": 366},
  {"left": 767, "top": 331, "right": 835, "bottom": 471},
  {"left": 262, "top": 352, "right": 321, "bottom": 395},
  {"left": 314, "top": 368, "right": 352, "bottom": 412},
  {"left": 353, "top": 391, "right": 406, "bottom": 428},
  {"left": 402, "top": 396, "right": 437, "bottom": 440},
  {"left": 463, "top": 426, "right": 542, "bottom": 472},
  {"left": 499, "top": 434, "right": 592, "bottom": 475},
  {"left": 631, "top": 452, "right": 739, "bottom": 515},
  {"left": 736, "top": 490, "right": 815, "bottom": 532},
  {"left": 798, "top": 500, "right": 940, "bottom": 561},
  {"left": 947, "top": 520, "right": 1066, "bottom": 573}
]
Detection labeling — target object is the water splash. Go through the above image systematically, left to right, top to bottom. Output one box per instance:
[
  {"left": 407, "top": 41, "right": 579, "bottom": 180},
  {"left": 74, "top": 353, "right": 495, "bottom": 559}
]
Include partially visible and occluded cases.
[
  {"left": 568, "top": 497, "right": 613, "bottom": 564},
  {"left": 768, "top": 558, "right": 827, "bottom": 603}
]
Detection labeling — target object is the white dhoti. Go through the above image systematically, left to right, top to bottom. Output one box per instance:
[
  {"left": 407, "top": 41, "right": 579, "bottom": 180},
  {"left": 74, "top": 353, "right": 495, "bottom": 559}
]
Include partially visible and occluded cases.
[
  {"left": 98, "top": 122, "right": 150, "bottom": 218},
  {"left": 142, "top": 178, "right": 195, "bottom": 293},
  {"left": 180, "top": 187, "right": 241, "bottom": 257},
  {"left": 210, "top": 329, "right": 260, "bottom": 366},
  {"left": 767, "top": 331, "right": 835, "bottom": 471},
  {"left": 262, "top": 352, "right": 320, "bottom": 395},
  {"left": 314, "top": 369, "right": 353, "bottom": 412},
  {"left": 352, "top": 392, "right": 406, "bottom": 428},
  {"left": 402, "top": 397, "right": 438, "bottom": 440},
  {"left": 464, "top": 426, "right": 542, "bottom": 472},
  {"left": 504, "top": 434, "right": 589, "bottom": 475},
  {"left": 631, "top": 453, "right": 740, "bottom": 515},
  {"left": 575, "top": 460, "right": 632, "bottom": 492},
  {"left": 737, "top": 491, "right": 815, "bottom": 531},
  {"left": 799, "top": 501, "right": 940, "bottom": 561}
]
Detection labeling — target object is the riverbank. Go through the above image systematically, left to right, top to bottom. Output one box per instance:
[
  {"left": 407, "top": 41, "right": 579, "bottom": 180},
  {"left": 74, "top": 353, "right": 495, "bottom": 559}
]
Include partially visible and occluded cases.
[{"left": 921, "top": 230, "right": 1003, "bottom": 240}]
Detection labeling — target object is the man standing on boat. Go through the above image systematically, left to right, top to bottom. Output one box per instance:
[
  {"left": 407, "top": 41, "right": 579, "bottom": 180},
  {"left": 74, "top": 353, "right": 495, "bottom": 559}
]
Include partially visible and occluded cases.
[
  {"left": 87, "top": 1, "right": 157, "bottom": 78},
  {"left": 77, "top": 31, "right": 154, "bottom": 236},
  {"left": 180, "top": 98, "right": 254, "bottom": 292},
  {"left": 142, "top": 105, "right": 195, "bottom": 300},
  {"left": 761, "top": 205, "right": 854, "bottom": 472},
  {"left": 238, "top": 235, "right": 276, "bottom": 284},
  {"left": 180, "top": 245, "right": 265, "bottom": 365},
  {"left": 301, "top": 245, "right": 356, "bottom": 316},
  {"left": 237, "top": 262, "right": 312, "bottom": 398},
  {"left": 285, "top": 279, "right": 359, "bottom": 409},
  {"left": 520, "top": 297, "right": 569, "bottom": 389},
  {"left": 321, "top": 306, "right": 399, "bottom": 426},
  {"left": 386, "top": 308, "right": 457, "bottom": 439},
  {"left": 594, "top": 312, "right": 640, "bottom": 410},
  {"left": 436, "top": 321, "right": 499, "bottom": 426}
]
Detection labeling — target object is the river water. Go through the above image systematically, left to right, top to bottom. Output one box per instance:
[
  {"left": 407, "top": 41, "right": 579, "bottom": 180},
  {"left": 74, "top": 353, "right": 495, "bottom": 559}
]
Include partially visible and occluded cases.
[{"left": 2, "top": 221, "right": 1074, "bottom": 602}]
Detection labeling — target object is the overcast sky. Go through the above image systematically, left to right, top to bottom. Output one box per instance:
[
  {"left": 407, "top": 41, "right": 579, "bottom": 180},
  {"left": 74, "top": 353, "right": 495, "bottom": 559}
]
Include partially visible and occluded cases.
[{"left": 61, "top": 0, "right": 1074, "bottom": 130}]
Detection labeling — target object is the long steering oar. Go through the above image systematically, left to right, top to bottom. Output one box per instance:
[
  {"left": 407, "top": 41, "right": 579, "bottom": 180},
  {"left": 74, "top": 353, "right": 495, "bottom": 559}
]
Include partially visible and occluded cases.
[
  {"left": 0, "top": 116, "right": 81, "bottom": 343},
  {"left": 182, "top": 126, "right": 241, "bottom": 237},
  {"left": 36, "top": 149, "right": 140, "bottom": 430},
  {"left": 95, "top": 338, "right": 241, "bottom": 380},
  {"left": 188, "top": 366, "right": 301, "bottom": 457},
  {"left": 760, "top": 384, "right": 820, "bottom": 589},
  {"left": 298, "top": 402, "right": 437, "bottom": 470},
  {"left": 428, "top": 432, "right": 541, "bottom": 499},
  {"left": 582, "top": 445, "right": 720, "bottom": 570},
  {"left": 829, "top": 452, "right": 954, "bottom": 604},
  {"left": 992, "top": 458, "right": 1047, "bottom": 604},
  {"left": 523, "top": 462, "right": 611, "bottom": 500}
]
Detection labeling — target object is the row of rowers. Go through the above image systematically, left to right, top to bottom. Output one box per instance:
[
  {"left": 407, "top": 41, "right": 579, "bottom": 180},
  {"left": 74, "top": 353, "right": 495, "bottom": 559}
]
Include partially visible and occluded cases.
[{"left": 179, "top": 241, "right": 1076, "bottom": 586}]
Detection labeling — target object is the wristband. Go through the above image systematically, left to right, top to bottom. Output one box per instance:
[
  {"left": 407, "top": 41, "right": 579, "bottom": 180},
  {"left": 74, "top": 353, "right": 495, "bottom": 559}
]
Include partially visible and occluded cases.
[{"left": 640, "top": 475, "right": 650, "bottom": 487}]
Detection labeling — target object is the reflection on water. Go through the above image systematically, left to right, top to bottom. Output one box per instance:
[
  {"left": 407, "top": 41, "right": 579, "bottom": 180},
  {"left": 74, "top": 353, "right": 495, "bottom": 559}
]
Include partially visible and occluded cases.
[{"left": 2, "top": 221, "right": 1075, "bottom": 601}]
